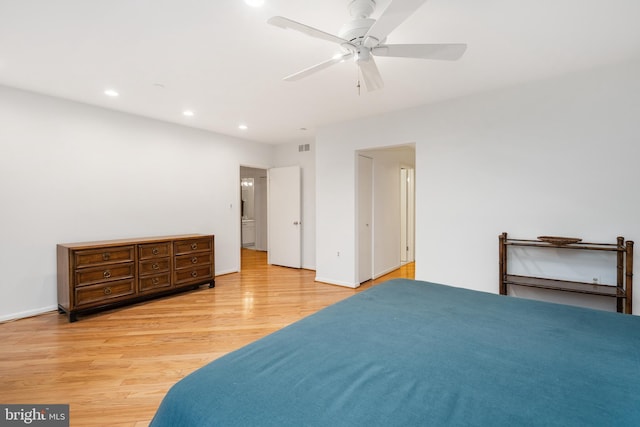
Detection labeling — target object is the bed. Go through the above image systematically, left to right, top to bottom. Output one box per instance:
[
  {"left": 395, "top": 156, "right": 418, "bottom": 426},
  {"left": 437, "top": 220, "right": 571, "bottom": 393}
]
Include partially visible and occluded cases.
[{"left": 151, "top": 279, "right": 640, "bottom": 426}]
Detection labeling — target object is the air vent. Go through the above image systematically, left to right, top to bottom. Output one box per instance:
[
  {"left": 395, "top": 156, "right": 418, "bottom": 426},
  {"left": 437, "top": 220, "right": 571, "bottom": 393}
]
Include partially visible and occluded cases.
[{"left": 298, "top": 144, "right": 311, "bottom": 152}]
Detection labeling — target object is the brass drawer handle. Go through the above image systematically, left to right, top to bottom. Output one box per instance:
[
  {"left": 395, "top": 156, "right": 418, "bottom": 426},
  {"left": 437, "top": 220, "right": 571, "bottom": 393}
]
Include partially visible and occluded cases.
[
  {"left": 191, "top": 243, "right": 198, "bottom": 250},
  {"left": 152, "top": 248, "right": 159, "bottom": 255},
  {"left": 103, "top": 252, "right": 110, "bottom": 261},
  {"left": 191, "top": 257, "right": 198, "bottom": 264},
  {"left": 152, "top": 263, "right": 160, "bottom": 270},
  {"left": 103, "top": 270, "right": 111, "bottom": 279},
  {"left": 191, "top": 271, "right": 198, "bottom": 278},
  {"left": 152, "top": 277, "right": 160, "bottom": 285},
  {"left": 104, "top": 287, "right": 112, "bottom": 295}
]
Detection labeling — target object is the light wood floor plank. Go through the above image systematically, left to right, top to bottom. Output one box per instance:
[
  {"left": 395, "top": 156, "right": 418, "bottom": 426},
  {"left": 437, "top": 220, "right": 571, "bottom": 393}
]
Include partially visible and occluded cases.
[{"left": 0, "top": 249, "right": 414, "bottom": 426}]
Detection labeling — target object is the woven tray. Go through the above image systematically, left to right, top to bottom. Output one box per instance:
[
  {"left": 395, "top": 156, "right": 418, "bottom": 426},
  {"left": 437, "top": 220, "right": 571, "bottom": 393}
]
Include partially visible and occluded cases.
[{"left": 537, "top": 236, "right": 582, "bottom": 245}]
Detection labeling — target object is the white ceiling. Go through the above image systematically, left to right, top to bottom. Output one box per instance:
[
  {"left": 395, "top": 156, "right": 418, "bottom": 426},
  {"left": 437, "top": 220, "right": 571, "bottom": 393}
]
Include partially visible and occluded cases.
[{"left": 1, "top": 0, "right": 639, "bottom": 144}]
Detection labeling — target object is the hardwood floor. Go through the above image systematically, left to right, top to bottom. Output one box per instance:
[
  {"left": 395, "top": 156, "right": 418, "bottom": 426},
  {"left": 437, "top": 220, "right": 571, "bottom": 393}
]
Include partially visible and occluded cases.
[{"left": 0, "top": 249, "right": 414, "bottom": 426}]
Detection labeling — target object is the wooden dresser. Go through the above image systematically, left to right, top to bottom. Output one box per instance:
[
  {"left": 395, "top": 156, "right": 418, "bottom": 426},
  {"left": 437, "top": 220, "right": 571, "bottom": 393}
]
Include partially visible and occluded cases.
[{"left": 57, "top": 234, "right": 214, "bottom": 322}]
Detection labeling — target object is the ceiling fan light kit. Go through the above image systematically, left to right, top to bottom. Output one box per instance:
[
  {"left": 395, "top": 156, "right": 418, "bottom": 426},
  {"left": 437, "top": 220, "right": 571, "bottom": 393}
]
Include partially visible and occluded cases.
[{"left": 268, "top": 0, "right": 466, "bottom": 92}]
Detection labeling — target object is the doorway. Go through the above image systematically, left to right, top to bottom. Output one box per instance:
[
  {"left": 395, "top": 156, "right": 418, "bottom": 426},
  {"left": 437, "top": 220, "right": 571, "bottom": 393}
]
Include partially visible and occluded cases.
[
  {"left": 356, "top": 145, "right": 416, "bottom": 283},
  {"left": 239, "top": 165, "right": 303, "bottom": 271},
  {"left": 240, "top": 166, "right": 267, "bottom": 253}
]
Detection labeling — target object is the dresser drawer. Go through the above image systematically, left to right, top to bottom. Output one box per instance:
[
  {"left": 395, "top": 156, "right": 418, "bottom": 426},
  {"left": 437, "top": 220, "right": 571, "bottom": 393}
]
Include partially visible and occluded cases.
[
  {"left": 174, "top": 238, "right": 212, "bottom": 255},
  {"left": 138, "top": 242, "right": 171, "bottom": 260},
  {"left": 74, "top": 246, "right": 135, "bottom": 268},
  {"left": 174, "top": 253, "right": 211, "bottom": 270},
  {"left": 139, "top": 259, "right": 170, "bottom": 275},
  {"left": 75, "top": 262, "right": 135, "bottom": 287},
  {"left": 174, "top": 265, "right": 213, "bottom": 286},
  {"left": 139, "top": 273, "right": 171, "bottom": 293},
  {"left": 75, "top": 279, "right": 135, "bottom": 308}
]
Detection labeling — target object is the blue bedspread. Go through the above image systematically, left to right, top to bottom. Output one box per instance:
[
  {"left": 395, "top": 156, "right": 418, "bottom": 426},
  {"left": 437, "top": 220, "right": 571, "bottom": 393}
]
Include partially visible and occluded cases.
[{"left": 151, "top": 279, "right": 640, "bottom": 426}]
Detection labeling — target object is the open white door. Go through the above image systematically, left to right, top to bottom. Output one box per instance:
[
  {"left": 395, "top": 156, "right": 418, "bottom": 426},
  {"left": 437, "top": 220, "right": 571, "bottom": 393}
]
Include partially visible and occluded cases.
[
  {"left": 358, "top": 155, "right": 373, "bottom": 283},
  {"left": 268, "top": 166, "right": 301, "bottom": 268},
  {"left": 400, "top": 167, "right": 415, "bottom": 263}
]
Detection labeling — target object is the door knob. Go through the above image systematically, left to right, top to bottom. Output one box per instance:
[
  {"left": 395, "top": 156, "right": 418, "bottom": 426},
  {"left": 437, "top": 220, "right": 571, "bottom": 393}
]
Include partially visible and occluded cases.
[{"left": 293, "top": 221, "right": 300, "bottom": 225}]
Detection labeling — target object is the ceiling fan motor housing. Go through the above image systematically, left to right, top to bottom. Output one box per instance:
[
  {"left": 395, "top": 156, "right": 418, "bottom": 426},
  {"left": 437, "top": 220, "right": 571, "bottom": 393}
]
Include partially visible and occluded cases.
[
  {"left": 348, "top": 0, "right": 376, "bottom": 19},
  {"left": 339, "top": 18, "right": 376, "bottom": 44}
]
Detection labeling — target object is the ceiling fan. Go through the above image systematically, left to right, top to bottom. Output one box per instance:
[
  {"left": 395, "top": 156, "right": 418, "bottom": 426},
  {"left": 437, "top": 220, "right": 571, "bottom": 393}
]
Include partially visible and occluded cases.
[{"left": 267, "top": 0, "right": 467, "bottom": 92}]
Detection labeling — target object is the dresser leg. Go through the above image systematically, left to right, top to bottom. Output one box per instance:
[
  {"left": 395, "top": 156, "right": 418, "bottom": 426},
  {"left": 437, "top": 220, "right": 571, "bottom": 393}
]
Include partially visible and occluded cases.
[
  {"left": 209, "top": 281, "right": 215, "bottom": 288},
  {"left": 69, "top": 312, "right": 78, "bottom": 323}
]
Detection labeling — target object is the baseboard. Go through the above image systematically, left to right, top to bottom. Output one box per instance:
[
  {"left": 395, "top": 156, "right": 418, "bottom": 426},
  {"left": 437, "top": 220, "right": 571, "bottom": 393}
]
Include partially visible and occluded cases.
[
  {"left": 373, "top": 264, "right": 402, "bottom": 280},
  {"left": 215, "top": 268, "right": 239, "bottom": 276},
  {"left": 314, "top": 276, "right": 359, "bottom": 289},
  {"left": 0, "top": 305, "right": 58, "bottom": 323}
]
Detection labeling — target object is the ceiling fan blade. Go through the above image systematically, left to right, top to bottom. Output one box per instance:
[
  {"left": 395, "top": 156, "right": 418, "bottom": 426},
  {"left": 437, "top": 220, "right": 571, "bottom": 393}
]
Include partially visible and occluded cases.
[
  {"left": 363, "top": 0, "right": 428, "bottom": 47},
  {"left": 268, "top": 16, "right": 349, "bottom": 45},
  {"left": 372, "top": 43, "right": 467, "bottom": 60},
  {"left": 283, "top": 52, "right": 354, "bottom": 82},
  {"left": 358, "top": 57, "right": 384, "bottom": 91}
]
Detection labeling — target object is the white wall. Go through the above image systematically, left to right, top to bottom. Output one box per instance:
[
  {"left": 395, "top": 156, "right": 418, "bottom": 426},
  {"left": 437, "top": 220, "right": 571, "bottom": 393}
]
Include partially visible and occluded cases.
[
  {"left": 316, "top": 58, "right": 640, "bottom": 312},
  {"left": 0, "top": 85, "right": 274, "bottom": 321},
  {"left": 315, "top": 138, "right": 360, "bottom": 286},
  {"left": 273, "top": 141, "right": 316, "bottom": 270}
]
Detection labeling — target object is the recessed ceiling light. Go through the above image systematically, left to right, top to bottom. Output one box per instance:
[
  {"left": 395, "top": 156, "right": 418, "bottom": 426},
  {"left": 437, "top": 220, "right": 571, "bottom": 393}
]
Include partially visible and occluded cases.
[
  {"left": 244, "top": 0, "right": 264, "bottom": 7},
  {"left": 104, "top": 89, "right": 119, "bottom": 97},
  {"left": 183, "top": 110, "right": 195, "bottom": 117},
  {"left": 238, "top": 124, "right": 248, "bottom": 130}
]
